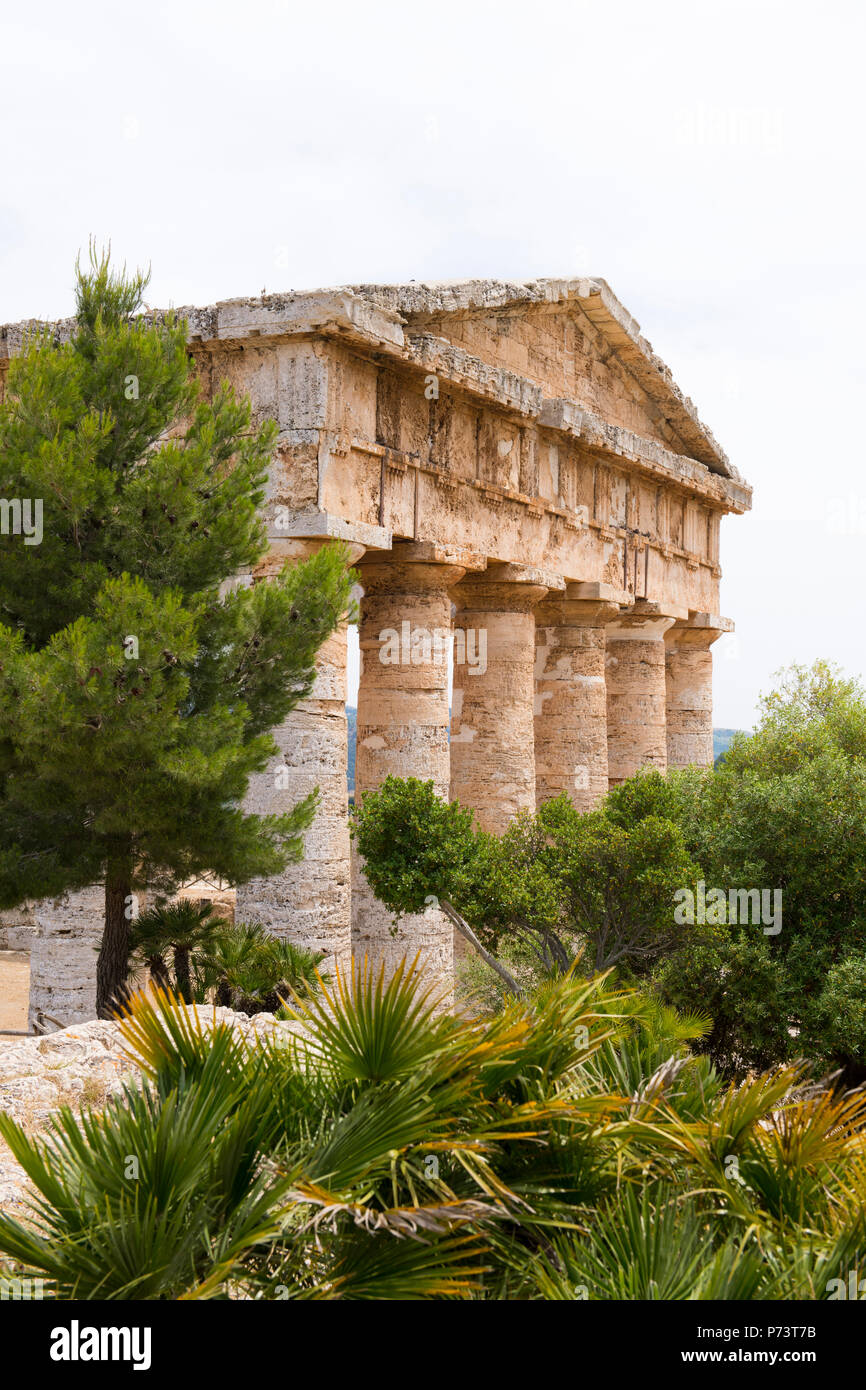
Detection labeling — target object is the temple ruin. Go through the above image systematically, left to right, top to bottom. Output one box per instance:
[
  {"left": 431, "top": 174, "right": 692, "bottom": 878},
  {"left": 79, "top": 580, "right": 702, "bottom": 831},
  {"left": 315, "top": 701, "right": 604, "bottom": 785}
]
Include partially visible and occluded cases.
[{"left": 0, "top": 277, "right": 751, "bottom": 1021}]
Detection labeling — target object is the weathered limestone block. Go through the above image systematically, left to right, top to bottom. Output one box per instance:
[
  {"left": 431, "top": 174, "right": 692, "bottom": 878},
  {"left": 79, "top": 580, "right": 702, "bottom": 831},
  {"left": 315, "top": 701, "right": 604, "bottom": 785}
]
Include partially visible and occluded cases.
[
  {"left": 266, "top": 433, "right": 321, "bottom": 516},
  {"left": 235, "top": 538, "right": 363, "bottom": 971},
  {"left": 352, "top": 550, "right": 465, "bottom": 995},
  {"left": 451, "top": 564, "right": 552, "bottom": 834},
  {"left": 535, "top": 589, "right": 623, "bottom": 812},
  {"left": 606, "top": 604, "right": 680, "bottom": 785},
  {"left": 665, "top": 618, "right": 729, "bottom": 769},
  {"left": 26, "top": 886, "right": 104, "bottom": 1028},
  {"left": 0, "top": 903, "right": 38, "bottom": 952}
]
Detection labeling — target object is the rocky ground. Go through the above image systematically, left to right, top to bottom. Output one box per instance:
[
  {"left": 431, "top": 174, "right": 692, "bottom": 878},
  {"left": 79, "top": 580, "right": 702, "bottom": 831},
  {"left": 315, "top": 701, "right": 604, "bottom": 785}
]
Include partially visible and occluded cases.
[{"left": 0, "top": 1008, "right": 308, "bottom": 1222}]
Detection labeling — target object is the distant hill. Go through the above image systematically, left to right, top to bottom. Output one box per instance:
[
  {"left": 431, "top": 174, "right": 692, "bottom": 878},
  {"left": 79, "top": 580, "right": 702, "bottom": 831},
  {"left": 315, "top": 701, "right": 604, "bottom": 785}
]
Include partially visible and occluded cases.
[
  {"left": 346, "top": 708, "right": 743, "bottom": 788},
  {"left": 713, "top": 727, "right": 742, "bottom": 764}
]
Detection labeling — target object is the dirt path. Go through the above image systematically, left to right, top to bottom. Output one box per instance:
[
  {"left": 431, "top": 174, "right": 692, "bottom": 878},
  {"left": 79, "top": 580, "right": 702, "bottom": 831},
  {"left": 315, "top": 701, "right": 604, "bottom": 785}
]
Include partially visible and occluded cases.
[{"left": 0, "top": 951, "right": 30, "bottom": 1033}]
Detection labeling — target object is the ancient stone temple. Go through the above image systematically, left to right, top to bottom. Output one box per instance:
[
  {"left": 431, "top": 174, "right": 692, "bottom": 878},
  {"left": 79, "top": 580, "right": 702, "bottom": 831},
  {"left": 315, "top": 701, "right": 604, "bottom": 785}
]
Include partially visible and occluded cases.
[{"left": 0, "top": 278, "right": 751, "bottom": 1021}]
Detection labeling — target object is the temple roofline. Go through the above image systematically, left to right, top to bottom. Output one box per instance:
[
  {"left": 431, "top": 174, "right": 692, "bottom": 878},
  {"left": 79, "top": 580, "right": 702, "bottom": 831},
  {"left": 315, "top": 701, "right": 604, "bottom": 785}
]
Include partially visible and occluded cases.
[{"left": 0, "top": 276, "right": 744, "bottom": 492}]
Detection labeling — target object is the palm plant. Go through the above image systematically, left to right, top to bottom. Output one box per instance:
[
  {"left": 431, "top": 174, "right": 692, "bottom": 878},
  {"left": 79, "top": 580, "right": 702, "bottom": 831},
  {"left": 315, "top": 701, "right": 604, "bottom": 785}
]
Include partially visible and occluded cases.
[
  {"left": 129, "top": 900, "right": 228, "bottom": 1004},
  {"left": 200, "top": 921, "right": 274, "bottom": 1007},
  {"left": 201, "top": 922, "right": 328, "bottom": 1013},
  {"left": 267, "top": 938, "right": 329, "bottom": 1007},
  {"left": 0, "top": 962, "right": 863, "bottom": 1300},
  {"left": 0, "top": 964, "right": 627, "bottom": 1298},
  {"left": 0, "top": 1022, "right": 284, "bottom": 1298},
  {"left": 526, "top": 1187, "right": 770, "bottom": 1300}
]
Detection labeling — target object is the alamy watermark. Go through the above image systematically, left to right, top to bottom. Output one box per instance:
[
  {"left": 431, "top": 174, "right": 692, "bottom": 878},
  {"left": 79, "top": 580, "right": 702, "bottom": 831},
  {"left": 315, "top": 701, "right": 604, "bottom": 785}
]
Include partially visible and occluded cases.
[
  {"left": 675, "top": 104, "right": 784, "bottom": 151},
  {"left": 825, "top": 495, "right": 866, "bottom": 536},
  {"left": 0, "top": 497, "right": 43, "bottom": 545},
  {"left": 378, "top": 621, "right": 487, "bottom": 675},
  {"left": 674, "top": 880, "right": 782, "bottom": 935},
  {"left": 827, "top": 1270, "right": 866, "bottom": 1300},
  {"left": 1, "top": 1275, "right": 45, "bottom": 1299},
  {"left": 50, "top": 1322, "right": 151, "bottom": 1370}
]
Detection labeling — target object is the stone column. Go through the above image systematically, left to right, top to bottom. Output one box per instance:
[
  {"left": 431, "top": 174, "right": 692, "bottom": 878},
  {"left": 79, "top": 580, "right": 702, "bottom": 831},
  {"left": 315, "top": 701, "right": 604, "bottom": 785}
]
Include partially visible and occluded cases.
[
  {"left": 235, "top": 537, "right": 364, "bottom": 972},
  {"left": 351, "top": 547, "right": 466, "bottom": 992},
  {"left": 450, "top": 563, "right": 553, "bottom": 834},
  {"left": 534, "top": 585, "right": 623, "bottom": 812},
  {"left": 605, "top": 602, "right": 682, "bottom": 786},
  {"left": 665, "top": 615, "right": 731, "bottom": 769},
  {"left": 22, "top": 882, "right": 154, "bottom": 1029},
  {"left": 27, "top": 888, "right": 103, "bottom": 1028}
]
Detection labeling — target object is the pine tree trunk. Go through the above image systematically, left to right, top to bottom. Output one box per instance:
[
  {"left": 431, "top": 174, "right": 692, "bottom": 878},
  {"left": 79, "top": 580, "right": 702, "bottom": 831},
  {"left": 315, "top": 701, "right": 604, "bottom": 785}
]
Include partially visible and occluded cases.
[{"left": 96, "top": 865, "right": 133, "bottom": 1019}]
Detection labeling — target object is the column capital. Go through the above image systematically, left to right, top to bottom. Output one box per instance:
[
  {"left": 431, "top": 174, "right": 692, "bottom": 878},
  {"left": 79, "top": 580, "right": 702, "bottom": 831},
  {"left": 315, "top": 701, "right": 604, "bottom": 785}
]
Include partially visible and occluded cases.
[
  {"left": 270, "top": 509, "right": 391, "bottom": 550},
  {"left": 253, "top": 535, "right": 366, "bottom": 581},
  {"left": 387, "top": 539, "right": 487, "bottom": 571},
  {"left": 355, "top": 551, "right": 466, "bottom": 596},
  {"left": 454, "top": 561, "right": 561, "bottom": 613},
  {"left": 567, "top": 580, "right": 632, "bottom": 606},
  {"left": 536, "top": 583, "right": 625, "bottom": 628},
  {"left": 607, "top": 599, "right": 691, "bottom": 640},
  {"left": 665, "top": 611, "right": 735, "bottom": 650},
  {"left": 607, "top": 614, "right": 676, "bottom": 641}
]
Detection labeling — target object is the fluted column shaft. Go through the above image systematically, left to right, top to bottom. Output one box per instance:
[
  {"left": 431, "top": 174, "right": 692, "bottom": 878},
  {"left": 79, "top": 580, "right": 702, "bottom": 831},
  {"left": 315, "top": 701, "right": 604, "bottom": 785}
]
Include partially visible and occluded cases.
[
  {"left": 235, "top": 538, "right": 363, "bottom": 971},
  {"left": 352, "top": 555, "right": 465, "bottom": 991},
  {"left": 450, "top": 564, "right": 548, "bottom": 834},
  {"left": 535, "top": 592, "right": 621, "bottom": 811},
  {"left": 606, "top": 609, "right": 677, "bottom": 786},
  {"left": 665, "top": 625, "right": 723, "bottom": 769}
]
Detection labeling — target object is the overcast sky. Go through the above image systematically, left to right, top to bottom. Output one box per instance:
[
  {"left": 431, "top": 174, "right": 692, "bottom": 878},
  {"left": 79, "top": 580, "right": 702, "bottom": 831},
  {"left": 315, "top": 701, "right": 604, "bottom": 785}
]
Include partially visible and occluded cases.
[{"left": 2, "top": 0, "right": 863, "bottom": 727}]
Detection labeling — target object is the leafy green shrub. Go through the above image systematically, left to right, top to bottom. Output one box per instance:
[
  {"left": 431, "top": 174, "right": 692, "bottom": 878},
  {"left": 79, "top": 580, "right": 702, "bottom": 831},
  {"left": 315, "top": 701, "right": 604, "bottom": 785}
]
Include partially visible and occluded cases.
[
  {"left": 645, "top": 662, "right": 866, "bottom": 1080},
  {"left": 603, "top": 764, "right": 710, "bottom": 859},
  {"left": 352, "top": 779, "right": 704, "bottom": 991},
  {"left": 653, "top": 935, "right": 791, "bottom": 1076},
  {"left": 803, "top": 954, "right": 866, "bottom": 1086}
]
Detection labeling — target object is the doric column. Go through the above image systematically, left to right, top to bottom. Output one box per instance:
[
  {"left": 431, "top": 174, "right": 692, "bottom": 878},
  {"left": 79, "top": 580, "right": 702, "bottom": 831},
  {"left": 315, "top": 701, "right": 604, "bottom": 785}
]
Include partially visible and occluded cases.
[
  {"left": 235, "top": 537, "right": 364, "bottom": 971},
  {"left": 351, "top": 545, "right": 466, "bottom": 991},
  {"left": 450, "top": 563, "right": 554, "bottom": 834},
  {"left": 535, "top": 583, "right": 624, "bottom": 812},
  {"left": 605, "top": 602, "right": 683, "bottom": 786},
  {"left": 665, "top": 613, "right": 732, "bottom": 769},
  {"left": 27, "top": 887, "right": 103, "bottom": 1027}
]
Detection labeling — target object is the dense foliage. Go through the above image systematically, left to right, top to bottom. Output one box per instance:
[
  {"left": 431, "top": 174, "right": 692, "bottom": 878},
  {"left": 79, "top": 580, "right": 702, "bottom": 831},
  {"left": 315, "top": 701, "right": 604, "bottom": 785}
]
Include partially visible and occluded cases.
[
  {"left": 353, "top": 660, "right": 866, "bottom": 1083},
  {"left": 611, "top": 663, "right": 866, "bottom": 1082},
  {"left": 351, "top": 779, "right": 705, "bottom": 992},
  {"left": 129, "top": 904, "right": 326, "bottom": 1011},
  {"left": 0, "top": 972, "right": 863, "bottom": 1300}
]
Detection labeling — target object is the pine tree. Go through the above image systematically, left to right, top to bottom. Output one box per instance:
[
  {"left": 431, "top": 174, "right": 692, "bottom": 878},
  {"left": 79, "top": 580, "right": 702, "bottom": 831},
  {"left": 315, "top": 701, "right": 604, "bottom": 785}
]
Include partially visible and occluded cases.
[{"left": 0, "top": 247, "right": 354, "bottom": 1016}]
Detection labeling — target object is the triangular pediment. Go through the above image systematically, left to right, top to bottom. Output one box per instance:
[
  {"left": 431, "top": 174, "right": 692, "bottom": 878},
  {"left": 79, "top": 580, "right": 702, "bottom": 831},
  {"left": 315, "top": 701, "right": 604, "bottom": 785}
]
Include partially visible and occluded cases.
[
  {"left": 0, "top": 275, "right": 735, "bottom": 481},
  {"left": 350, "top": 277, "right": 730, "bottom": 477}
]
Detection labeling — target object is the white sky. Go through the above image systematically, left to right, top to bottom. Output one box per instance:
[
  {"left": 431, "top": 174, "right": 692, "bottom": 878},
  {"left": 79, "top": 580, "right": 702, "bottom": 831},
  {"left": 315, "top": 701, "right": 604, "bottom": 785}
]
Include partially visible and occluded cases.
[{"left": 2, "top": 0, "right": 864, "bottom": 728}]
